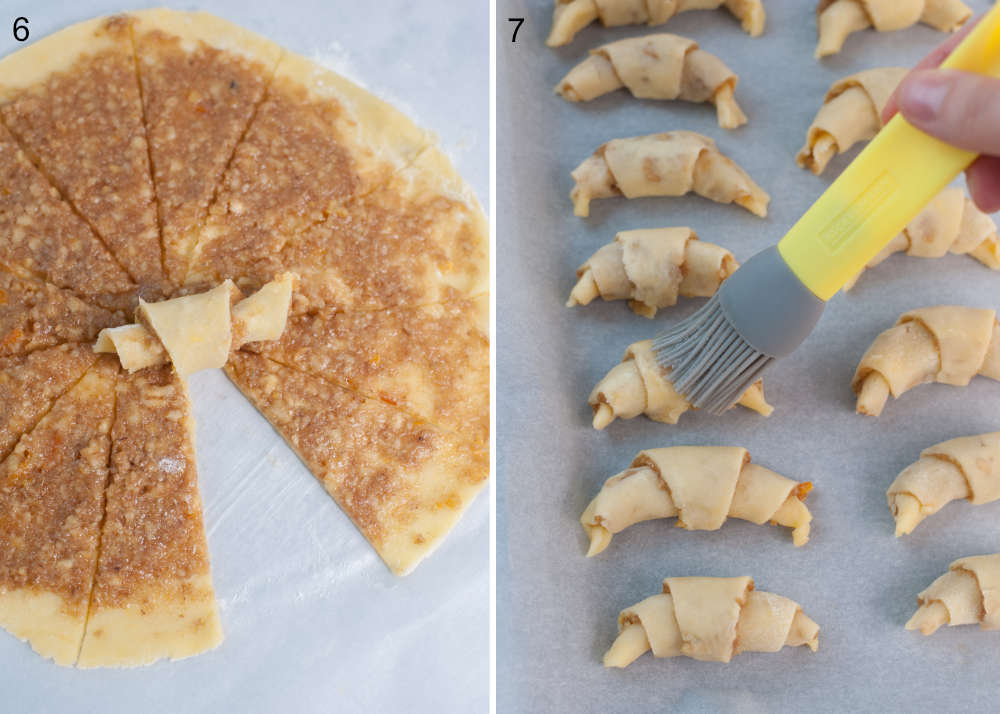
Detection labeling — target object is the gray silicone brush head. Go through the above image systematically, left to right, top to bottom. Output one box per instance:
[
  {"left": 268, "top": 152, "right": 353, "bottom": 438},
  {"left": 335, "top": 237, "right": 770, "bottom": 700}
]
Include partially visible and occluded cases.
[{"left": 652, "top": 246, "right": 825, "bottom": 414}]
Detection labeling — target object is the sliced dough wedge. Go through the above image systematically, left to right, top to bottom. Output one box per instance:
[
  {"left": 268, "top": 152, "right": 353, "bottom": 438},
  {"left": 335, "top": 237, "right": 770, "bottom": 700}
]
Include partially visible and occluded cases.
[
  {"left": 546, "top": 0, "right": 766, "bottom": 47},
  {"left": 816, "top": 0, "right": 971, "bottom": 58},
  {"left": 131, "top": 9, "right": 283, "bottom": 287},
  {"left": 0, "top": 15, "right": 166, "bottom": 294},
  {"left": 556, "top": 34, "right": 746, "bottom": 128},
  {"left": 184, "top": 46, "right": 434, "bottom": 287},
  {"left": 797, "top": 67, "right": 905, "bottom": 175},
  {"left": 0, "top": 122, "right": 135, "bottom": 309},
  {"left": 570, "top": 131, "right": 769, "bottom": 218},
  {"left": 204, "top": 146, "right": 488, "bottom": 315},
  {"left": 844, "top": 188, "right": 1000, "bottom": 289},
  {"left": 567, "top": 227, "right": 736, "bottom": 317},
  {"left": 0, "top": 270, "right": 122, "bottom": 358},
  {"left": 249, "top": 295, "right": 488, "bottom": 447},
  {"left": 853, "top": 306, "right": 1000, "bottom": 416},
  {"left": 589, "top": 339, "right": 772, "bottom": 429},
  {"left": 0, "top": 344, "right": 98, "bottom": 462},
  {"left": 225, "top": 351, "right": 489, "bottom": 576},
  {"left": 0, "top": 357, "right": 117, "bottom": 666},
  {"left": 77, "top": 366, "right": 222, "bottom": 668},
  {"left": 889, "top": 431, "right": 1000, "bottom": 536},
  {"left": 582, "top": 447, "right": 812, "bottom": 556},
  {"left": 907, "top": 554, "right": 1000, "bottom": 635},
  {"left": 605, "top": 576, "right": 818, "bottom": 667}
]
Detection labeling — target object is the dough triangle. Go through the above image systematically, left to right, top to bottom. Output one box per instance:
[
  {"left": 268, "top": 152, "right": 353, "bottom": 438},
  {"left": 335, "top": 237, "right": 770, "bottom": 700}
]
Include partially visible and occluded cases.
[
  {"left": 130, "top": 9, "right": 283, "bottom": 286},
  {"left": 0, "top": 15, "right": 165, "bottom": 294},
  {"left": 185, "top": 47, "right": 434, "bottom": 286},
  {"left": 0, "top": 122, "right": 134, "bottom": 309},
  {"left": 271, "top": 147, "right": 489, "bottom": 313},
  {"left": 0, "top": 269, "right": 122, "bottom": 358},
  {"left": 250, "top": 295, "right": 489, "bottom": 447},
  {"left": 0, "top": 344, "right": 98, "bottom": 462},
  {"left": 225, "top": 351, "right": 488, "bottom": 576},
  {"left": 0, "top": 357, "right": 117, "bottom": 666},
  {"left": 77, "top": 365, "right": 222, "bottom": 667}
]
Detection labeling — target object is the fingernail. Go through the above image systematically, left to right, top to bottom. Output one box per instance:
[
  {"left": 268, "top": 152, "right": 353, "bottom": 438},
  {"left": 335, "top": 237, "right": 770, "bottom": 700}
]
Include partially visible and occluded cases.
[
  {"left": 898, "top": 72, "right": 951, "bottom": 123},
  {"left": 966, "top": 165, "right": 980, "bottom": 199}
]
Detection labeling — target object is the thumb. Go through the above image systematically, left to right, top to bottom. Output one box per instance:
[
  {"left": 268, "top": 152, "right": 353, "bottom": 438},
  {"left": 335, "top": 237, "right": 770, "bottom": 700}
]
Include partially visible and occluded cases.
[{"left": 896, "top": 69, "right": 1000, "bottom": 156}]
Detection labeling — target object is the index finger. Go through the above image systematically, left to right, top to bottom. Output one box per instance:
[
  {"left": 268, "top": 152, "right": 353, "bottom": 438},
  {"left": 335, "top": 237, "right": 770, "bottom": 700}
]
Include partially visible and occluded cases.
[{"left": 882, "top": 15, "right": 982, "bottom": 122}]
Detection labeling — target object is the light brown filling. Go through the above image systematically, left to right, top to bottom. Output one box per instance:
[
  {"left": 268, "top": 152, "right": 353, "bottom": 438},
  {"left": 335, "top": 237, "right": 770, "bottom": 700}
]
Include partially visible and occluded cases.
[
  {"left": 0, "top": 17, "right": 164, "bottom": 294},
  {"left": 137, "top": 29, "right": 276, "bottom": 286},
  {"left": 192, "top": 78, "right": 359, "bottom": 286},
  {"left": 0, "top": 123, "right": 135, "bottom": 306},
  {"left": 273, "top": 178, "right": 481, "bottom": 313},
  {"left": 0, "top": 270, "right": 123, "bottom": 358},
  {"left": 252, "top": 296, "right": 488, "bottom": 447},
  {"left": 0, "top": 344, "right": 98, "bottom": 462},
  {"left": 226, "top": 351, "right": 488, "bottom": 545},
  {"left": 0, "top": 358, "right": 116, "bottom": 606},
  {"left": 90, "top": 366, "right": 211, "bottom": 609}
]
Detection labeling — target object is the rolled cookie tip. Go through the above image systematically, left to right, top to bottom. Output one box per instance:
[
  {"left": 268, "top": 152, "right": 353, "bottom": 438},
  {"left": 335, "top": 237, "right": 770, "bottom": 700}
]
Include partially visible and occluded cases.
[
  {"left": 592, "top": 402, "right": 615, "bottom": 430},
  {"left": 906, "top": 601, "right": 949, "bottom": 635}
]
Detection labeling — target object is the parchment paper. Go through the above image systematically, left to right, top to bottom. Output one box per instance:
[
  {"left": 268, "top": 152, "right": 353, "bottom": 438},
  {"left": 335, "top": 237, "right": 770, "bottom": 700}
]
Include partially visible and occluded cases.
[
  {"left": 498, "top": 1, "right": 1000, "bottom": 711},
  {"left": 0, "top": 2, "right": 488, "bottom": 711}
]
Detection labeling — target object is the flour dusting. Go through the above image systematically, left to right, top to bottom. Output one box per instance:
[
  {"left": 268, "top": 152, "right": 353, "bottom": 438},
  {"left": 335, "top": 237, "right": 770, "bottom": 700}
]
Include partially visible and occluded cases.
[
  {"left": 309, "top": 43, "right": 424, "bottom": 131},
  {"left": 158, "top": 456, "right": 185, "bottom": 474}
]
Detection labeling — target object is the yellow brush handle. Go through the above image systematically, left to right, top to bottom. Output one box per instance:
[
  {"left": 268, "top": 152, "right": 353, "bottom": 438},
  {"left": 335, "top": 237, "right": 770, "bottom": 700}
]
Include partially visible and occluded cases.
[{"left": 779, "top": 3, "right": 1000, "bottom": 301}]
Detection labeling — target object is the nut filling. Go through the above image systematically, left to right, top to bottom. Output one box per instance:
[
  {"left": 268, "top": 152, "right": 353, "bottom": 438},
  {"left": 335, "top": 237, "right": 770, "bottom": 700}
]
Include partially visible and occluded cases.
[{"left": 0, "top": 16, "right": 165, "bottom": 294}]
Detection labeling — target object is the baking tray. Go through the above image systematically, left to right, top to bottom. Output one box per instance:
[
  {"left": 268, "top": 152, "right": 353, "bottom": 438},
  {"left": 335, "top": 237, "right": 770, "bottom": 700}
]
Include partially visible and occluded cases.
[
  {"left": 0, "top": 1, "right": 488, "bottom": 711},
  {"left": 498, "top": 1, "right": 1000, "bottom": 711}
]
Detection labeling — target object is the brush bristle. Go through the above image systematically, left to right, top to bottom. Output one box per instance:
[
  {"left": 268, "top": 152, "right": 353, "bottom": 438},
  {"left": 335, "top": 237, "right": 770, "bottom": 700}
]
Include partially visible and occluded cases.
[{"left": 651, "top": 294, "right": 773, "bottom": 415}]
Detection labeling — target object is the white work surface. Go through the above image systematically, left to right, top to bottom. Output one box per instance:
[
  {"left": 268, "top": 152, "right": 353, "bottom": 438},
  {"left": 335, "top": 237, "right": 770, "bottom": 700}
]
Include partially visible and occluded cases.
[
  {"left": 0, "top": 1, "right": 488, "bottom": 711},
  {"left": 498, "top": 1, "right": 1000, "bottom": 711}
]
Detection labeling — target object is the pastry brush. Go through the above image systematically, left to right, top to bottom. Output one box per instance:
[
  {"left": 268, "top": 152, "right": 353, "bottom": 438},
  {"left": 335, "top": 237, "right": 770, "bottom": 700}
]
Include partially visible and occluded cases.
[{"left": 654, "top": 4, "right": 1000, "bottom": 414}]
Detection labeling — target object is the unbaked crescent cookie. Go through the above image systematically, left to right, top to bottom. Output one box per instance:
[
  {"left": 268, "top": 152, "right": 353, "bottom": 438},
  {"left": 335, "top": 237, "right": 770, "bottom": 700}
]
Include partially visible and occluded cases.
[
  {"left": 547, "top": 0, "right": 766, "bottom": 47},
  {"left": 815, "top": 0, "right": 971, "bottom": 58},
  {"left": 556, "top": 34, "right": 746, "bottom": 128},
  {"left": 797, "top": 67, "right": 905, "bottom": 175},
  {"left": 570, "top": 131, "right": 769, "bottom": 218},
  {"left": 844, "top": 188, "right": 1000, "bottom": 289},
  {"left": 567, "top": 227, "right": 737, "bottom": 318},
  {"left": 853, "top": 306, "right": 1000, "bottom": 416},
  {"left": 589, "top": 339, "right": 773, "bottom": 429},
  {"left": 888, "top": 431, "right": 1000, "bottom": 536},
  {"left": 581, "top": 446, "right": 812, "bottom": 555},
  {"left": 907, "top": 555, "right": 1000, "bottom": 635},
  {"left": 605, "top": 576, "right": 819, "bottom": 666}
]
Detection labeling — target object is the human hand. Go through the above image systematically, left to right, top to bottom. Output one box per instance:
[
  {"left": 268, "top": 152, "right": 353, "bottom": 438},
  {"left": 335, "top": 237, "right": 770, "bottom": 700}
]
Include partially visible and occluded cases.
[{"left": 882, "top": 17, "right": 1000, "bottom": 213}]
